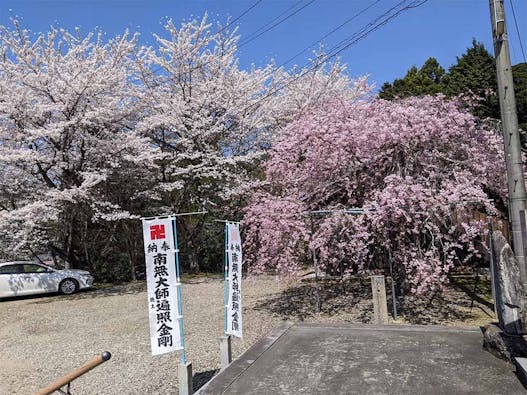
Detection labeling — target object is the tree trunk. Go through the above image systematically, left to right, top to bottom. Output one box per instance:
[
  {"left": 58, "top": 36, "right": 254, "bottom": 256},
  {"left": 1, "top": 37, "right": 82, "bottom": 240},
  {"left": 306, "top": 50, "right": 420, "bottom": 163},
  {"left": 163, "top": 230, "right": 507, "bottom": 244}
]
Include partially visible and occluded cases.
[
  {"left": 65, "top": 215, "right": 74, "bottom": 269},
  {"left": 188, "top": 250, "right": 199, "bottom": 274}
]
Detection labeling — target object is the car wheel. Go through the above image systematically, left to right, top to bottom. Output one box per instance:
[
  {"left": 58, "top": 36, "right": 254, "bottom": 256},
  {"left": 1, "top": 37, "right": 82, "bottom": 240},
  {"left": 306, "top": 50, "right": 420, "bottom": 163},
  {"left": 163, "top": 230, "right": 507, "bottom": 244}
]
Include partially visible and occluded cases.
[{"left": 59, "top": 279, "right": 78, "bottom": 295}]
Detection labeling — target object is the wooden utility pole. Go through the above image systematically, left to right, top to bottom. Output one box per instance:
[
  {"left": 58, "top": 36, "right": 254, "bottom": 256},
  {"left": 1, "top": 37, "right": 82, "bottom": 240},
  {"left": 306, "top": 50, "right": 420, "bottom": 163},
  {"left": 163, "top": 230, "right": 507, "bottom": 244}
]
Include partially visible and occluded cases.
[{"left": 489, "top": 0, "right": 527, "bottom": 291}]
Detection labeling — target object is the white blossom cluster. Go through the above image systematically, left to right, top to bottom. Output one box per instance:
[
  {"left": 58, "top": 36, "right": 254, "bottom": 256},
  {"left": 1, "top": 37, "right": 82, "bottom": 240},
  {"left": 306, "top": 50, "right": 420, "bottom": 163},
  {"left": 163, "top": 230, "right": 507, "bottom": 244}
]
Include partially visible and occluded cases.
[{"left": 0, "top": 15, "right": 367, "bottom": 259}]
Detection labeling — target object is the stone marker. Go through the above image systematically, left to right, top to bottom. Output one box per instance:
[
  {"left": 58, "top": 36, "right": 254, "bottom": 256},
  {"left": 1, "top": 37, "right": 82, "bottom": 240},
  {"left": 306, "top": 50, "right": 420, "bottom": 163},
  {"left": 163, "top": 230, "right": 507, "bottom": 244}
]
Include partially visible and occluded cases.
[
  {"left": 482, "top": 231, "right": 527, "bottom": 362},
  {"left": 491, "top": 231, "right": 525, "bottom": 335},
  {"left": 371, "top": 275, "right": 389, "bottom": 324}
]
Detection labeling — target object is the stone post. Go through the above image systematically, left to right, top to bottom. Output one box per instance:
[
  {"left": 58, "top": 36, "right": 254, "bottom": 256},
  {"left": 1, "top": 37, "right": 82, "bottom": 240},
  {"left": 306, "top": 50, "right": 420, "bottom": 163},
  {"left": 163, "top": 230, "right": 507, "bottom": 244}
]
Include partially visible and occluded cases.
[
  {"left": 492, "top": 231, "right": 525, "bottom": 335},
  {"left": 371, "top": 275, "right": 389, "bottom": 324},
  {"left": 219, "top": 335, "right": 232, "bottom": 370},
  {"left": 178, "top": 362, "right": 193, "bottom": 395}
]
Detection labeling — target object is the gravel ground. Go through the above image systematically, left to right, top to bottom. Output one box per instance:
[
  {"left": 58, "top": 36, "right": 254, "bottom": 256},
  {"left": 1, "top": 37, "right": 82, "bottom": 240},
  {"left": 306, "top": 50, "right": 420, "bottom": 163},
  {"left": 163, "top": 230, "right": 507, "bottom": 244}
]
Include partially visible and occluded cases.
[
  {"left": 0, "top": 275, "right": 495, "bottom": 394},
  {"left": 0, "top": 277, "right": 287, "bottom": 395}
]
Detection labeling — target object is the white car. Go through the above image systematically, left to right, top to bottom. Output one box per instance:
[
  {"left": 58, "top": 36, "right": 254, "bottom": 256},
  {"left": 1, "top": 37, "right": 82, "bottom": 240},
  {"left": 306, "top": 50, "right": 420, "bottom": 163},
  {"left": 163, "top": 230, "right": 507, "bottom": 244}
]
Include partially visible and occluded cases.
[{"left": 0, "top": 261, "right": 94, "bottom": 298}]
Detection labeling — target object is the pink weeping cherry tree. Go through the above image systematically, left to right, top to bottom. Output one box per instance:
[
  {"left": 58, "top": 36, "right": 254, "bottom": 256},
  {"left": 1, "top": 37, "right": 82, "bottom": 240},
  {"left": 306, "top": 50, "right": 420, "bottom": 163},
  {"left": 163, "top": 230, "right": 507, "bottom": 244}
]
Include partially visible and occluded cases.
[{"left": 243, "top": 95, "right": 507, "bottom": 295}]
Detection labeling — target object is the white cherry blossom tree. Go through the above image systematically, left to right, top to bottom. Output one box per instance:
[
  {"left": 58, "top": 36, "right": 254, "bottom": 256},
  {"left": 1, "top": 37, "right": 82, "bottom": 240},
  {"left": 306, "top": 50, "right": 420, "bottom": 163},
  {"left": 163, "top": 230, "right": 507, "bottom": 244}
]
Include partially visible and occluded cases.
[{"left": 0, "top": 21, "right": 151, "bottom": 268}]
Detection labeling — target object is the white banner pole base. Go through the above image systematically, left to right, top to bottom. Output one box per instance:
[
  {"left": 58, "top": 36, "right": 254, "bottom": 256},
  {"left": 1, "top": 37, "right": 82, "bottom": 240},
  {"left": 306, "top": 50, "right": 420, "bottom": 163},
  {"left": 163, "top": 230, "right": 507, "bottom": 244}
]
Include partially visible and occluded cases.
[
  {"left": 219, "top": 335, "right": 232, "bottom": 370},
  {"left": 178, "top": 362, "right": 193, "bottom": 395}
]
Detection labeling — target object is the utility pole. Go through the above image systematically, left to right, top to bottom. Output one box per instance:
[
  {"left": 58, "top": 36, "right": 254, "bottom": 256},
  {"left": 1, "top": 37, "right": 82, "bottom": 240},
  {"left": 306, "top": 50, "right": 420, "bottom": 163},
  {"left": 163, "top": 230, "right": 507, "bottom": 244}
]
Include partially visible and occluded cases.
[{"left": 489, "top": 0, "right": 527, "bottom": 291}]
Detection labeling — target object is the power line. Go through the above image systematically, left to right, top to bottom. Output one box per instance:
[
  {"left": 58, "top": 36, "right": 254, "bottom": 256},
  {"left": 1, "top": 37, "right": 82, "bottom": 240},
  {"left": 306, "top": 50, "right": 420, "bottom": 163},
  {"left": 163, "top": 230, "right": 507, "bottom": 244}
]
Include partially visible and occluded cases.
[
  {"left": 144, "top": 0, "right": 266, "bottom": 78},
  {"left": 144, "top": 0, "right": 428, "bottom": 122},
  {"left": 144, "top": 0, "right": 315, "bottom": 81},
  {"left": 147, "top": 0, "right": 385, "bottom": 82},
  {"left": 216, "top": 0, "right": 264, "bottom": 37},
  {"left": 237, "top": 0, "right": 304, "bottom": 45},
  {"left": 238, "top": 0, "right": 317, "bottom": 49},
  {"left": 240, "top": 0, "right": 428, "bottom": 116},
  {"left": 275, "top": 0, "right": 382, "bottom": 70},
  {"left": 323, "top": 0, "right": 420, "bottom": 63},
  {"left": 331, "top": 0, "right": 430, "bottom": 58},
  {"left": 509, "top": 0, "right": 527, "bottom": 63}
]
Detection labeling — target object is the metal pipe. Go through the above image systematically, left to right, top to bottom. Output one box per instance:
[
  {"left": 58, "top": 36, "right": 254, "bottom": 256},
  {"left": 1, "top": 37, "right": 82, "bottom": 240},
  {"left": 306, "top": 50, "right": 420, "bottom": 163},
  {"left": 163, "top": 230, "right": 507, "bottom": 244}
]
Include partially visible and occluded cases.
[
  {"left": 308, "top": 208, "right": 365, "bottom": 215},
  {"left": 140, "top": 210, "right": 208, "bottom": 220},
  {"left": 172, "top": 210, "right": 208, "bottom": 217},
  {"left": 310, "top": 216, "right": 322, "bottom": 314},
  {"left": 172, "top": 218, "right": 187, "bottom": 365},
  {"left": 488, "top": 219, "right": 498, "bottom": 316},
  {"left": 224, "top": 222, "right": 229, "bottom": 334},
  {"left": 388, "top": 249, "right": 398, "bottom": 320}
]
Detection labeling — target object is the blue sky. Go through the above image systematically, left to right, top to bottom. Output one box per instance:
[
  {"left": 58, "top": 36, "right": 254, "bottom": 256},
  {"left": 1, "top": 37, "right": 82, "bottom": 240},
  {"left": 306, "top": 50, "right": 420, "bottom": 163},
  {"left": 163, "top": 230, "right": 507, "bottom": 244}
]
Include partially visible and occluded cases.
[{"left": 0, "top": 0, "right": 525, "bottom": 90}]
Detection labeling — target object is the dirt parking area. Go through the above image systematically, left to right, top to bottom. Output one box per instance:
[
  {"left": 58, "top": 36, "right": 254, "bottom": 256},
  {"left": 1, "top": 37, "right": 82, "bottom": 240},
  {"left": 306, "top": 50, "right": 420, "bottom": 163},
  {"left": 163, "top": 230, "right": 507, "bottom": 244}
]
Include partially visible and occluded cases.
[{"left": 0, "top": 275, "right": 495, "bottom": 394}]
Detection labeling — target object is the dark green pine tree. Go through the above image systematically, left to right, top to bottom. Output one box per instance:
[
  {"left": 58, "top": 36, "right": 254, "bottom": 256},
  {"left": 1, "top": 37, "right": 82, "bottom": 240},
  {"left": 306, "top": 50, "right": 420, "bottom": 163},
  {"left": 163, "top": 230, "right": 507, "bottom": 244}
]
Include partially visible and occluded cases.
[
  {"left": 441, "top": 39, "right": 499, "bottom": 119},
  {"left": 379, "top": 42, "right": 527, "bottom": 148},
  {"left": 379, "top": 57, "right": 445, "bottom": 99},
  {"left": 512, "top": 62, "right": 527, "bottom": 133}
]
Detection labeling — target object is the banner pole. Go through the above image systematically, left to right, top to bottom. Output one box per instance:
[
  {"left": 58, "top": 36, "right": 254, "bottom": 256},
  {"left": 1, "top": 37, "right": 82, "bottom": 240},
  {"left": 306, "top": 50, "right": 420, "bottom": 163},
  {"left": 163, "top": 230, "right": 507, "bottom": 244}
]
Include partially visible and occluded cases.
[
  {"left": 173, "top": 217, "right": 187, "bottom": 365},
  {"left": 224, "top": 222, "right": 229, "bottom": 334}
]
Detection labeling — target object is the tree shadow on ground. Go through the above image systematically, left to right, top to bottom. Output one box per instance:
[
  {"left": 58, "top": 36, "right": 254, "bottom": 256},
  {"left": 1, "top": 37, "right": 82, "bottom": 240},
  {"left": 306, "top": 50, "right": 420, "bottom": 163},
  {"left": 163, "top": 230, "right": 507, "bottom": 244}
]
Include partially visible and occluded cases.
[
  {"left": 399, "top": 275, "right": 495, "bottom": 325},
  {"left": 448, "top": 275, "right": 495, "bottom": 310},
  {"left": 254, "top": 276, "right": 493, "bottom": 326},
  {"left": 253, "top": 279, "right": 374, "bottom": 322},
  {"left": 27, "top": 281, "right": 147, "bottom": 304},
  {"left": 397, "top": 294, "right": 474, "bottom": 325},
  {"left": 193, "top": 369, "right": 219, "bottom": 392}
]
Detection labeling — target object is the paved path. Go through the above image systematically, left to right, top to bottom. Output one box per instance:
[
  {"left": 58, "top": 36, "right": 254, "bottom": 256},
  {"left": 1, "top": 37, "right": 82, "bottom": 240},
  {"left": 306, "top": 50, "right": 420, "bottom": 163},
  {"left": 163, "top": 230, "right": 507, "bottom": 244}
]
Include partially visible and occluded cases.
[{"left": 198, "top": 322, "right": 525, "bottom": 394}]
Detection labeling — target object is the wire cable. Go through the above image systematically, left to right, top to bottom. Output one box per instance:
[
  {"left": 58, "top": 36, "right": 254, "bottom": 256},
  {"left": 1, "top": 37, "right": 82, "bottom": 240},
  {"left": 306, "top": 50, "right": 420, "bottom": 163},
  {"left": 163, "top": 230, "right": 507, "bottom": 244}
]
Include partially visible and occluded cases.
[
  {"left": 144, "top": 0, "right": 266, "bottom": 78},
  {"left": 144, "top": 0, "right": 428, "bottom": 122},
  {"left": 160, "top": 0, "right": 315, "bottom": 71},
  {"left": 216, "top": 0, "right": 264, "bottom": 37},
  {"left": 237, "top": 0, "right": 304, "bottom": 45},
  {"left": 238, "top": 0, "right": 317, "bottom": 49},
  {"left": 241, "top": 0, "right": 428, "bottom": 115},
  {"left": 276, "top": 0, "right": 382, "bottom": 70},
  {"left": 323, "top": 0, "right": 418, "bottom": 63},
  {"left": 332, "top": 0, "right": 429, "bottom": 59},
  {"left": 509, "top": 0, "right": 526, "bottom": 63}
]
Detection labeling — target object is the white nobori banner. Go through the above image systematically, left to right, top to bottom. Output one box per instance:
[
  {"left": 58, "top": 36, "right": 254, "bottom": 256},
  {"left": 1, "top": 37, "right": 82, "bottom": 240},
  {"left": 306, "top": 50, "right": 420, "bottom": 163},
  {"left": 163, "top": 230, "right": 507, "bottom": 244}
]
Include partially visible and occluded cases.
[
  {"left": 142, "top": 218, "right": 182, "bottom": 355},
  {"left": 226, "top": 223, "right": 243, "bottom": 338}
]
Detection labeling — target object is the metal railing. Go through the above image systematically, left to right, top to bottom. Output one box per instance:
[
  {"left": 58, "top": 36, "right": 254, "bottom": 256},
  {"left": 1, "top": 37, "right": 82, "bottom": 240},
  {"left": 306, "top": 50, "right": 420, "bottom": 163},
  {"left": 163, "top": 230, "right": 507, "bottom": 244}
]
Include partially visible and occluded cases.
[{"left": 35, "top": 351, "right": 111, "bottom": 395}]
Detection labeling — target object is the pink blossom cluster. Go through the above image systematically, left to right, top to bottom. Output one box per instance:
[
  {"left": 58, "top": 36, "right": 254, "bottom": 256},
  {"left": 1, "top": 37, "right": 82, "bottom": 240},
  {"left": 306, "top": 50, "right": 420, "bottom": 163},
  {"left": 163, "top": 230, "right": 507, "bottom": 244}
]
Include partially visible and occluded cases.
[
  {"left": 243, "top": 95, "right": 506, "bottom": 295},
  {"left": 243, "top": 194, "right": 309, "bottom": 276}
]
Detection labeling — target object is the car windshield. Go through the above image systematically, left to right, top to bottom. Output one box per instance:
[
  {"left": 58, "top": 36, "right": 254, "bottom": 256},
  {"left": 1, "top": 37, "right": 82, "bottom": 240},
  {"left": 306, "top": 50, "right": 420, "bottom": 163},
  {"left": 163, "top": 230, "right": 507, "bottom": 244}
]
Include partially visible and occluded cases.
[
  {"left": 2, "top": 255, "right": 67, "bottom": 270},
  {"left": 35, "top": 255, "right": 66, "bottom": 270},
  {"left": 0, "top": 261, "right": 54, "bottom": 274},
  {"left": 38, "top": 262, "right": 58, "bottom": 271},
  {"left": 23, "top": 263, "right": 50, "bottom": 273}
]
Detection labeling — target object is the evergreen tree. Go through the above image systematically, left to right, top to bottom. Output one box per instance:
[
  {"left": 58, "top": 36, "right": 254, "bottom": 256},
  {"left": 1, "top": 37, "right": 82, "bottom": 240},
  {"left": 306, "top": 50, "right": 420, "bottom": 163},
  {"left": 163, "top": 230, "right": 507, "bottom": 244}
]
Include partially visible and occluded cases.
[
  {"left": 442, "top": 40, "right": 499, "bottom": 119},
  {"left": 379, "top": 41, "right": 527, "bottom": 132},
  {"left": 379, "top": 57, "right": 444, "bottom": 99},
  {"left": 513, "top": 63, "right": 527, "bottom": 132}
]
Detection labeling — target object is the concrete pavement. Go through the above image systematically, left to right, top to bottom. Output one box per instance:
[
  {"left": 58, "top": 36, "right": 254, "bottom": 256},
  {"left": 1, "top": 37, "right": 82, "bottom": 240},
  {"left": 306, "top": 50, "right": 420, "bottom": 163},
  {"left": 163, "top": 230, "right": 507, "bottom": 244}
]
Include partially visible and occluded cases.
[{"left": 198, "top": 322, "right": 526, "bottom": 394}]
